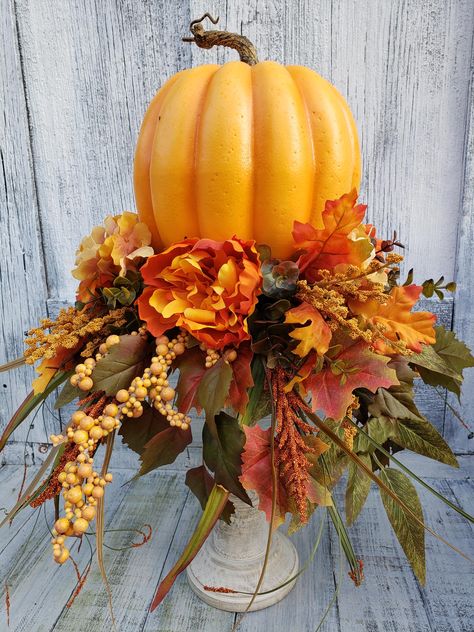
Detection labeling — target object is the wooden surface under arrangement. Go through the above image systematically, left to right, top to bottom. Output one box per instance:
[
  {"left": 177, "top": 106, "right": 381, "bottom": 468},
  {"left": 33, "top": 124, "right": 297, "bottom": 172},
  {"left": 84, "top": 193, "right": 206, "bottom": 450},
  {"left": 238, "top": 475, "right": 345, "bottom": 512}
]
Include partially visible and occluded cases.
[{"left": 0, "top": 452, "right": 472, "bottom": 632}]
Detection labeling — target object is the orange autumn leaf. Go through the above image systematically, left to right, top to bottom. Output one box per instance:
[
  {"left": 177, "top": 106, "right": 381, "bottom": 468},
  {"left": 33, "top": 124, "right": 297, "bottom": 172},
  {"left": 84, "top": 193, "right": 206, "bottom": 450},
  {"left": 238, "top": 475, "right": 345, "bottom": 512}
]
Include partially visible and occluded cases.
[
  {"left": 293, "top": 190, "right": 373, "bottom": 283},
  {"left": 350, "top": 285, "right": 436, "bottom": 354},
  {"left": 285, "top": 303, "right": 332, "bottom": 358},
  {"left": 32, "top": 345, "right": 79, "bottom": 395},
  {"left": 284, "top": 352, "right": 318, "bottom": 393},
  {"left": 239, "top": 425, "right": 288, "bottom": 529}
]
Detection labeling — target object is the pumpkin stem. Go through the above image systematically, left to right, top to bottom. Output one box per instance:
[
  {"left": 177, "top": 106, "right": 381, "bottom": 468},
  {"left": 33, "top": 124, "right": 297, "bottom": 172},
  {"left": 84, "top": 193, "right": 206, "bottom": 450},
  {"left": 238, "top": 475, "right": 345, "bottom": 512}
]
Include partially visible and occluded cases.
[{"left": 183, "top": 14, "right": 259, "bottom": 66}]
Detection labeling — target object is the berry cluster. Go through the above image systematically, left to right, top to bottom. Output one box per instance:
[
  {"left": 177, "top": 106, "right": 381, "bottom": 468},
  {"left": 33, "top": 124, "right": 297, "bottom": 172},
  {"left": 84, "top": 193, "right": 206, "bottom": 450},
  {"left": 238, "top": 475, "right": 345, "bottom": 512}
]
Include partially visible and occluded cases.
[{"left": 50, "top": 330, "right": 191, "bottom": 564}]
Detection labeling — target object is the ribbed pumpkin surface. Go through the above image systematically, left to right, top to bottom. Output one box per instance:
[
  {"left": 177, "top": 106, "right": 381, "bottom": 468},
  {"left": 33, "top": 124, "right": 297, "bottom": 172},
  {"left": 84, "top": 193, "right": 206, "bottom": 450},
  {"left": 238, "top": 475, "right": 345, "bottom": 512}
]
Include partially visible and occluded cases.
[{"left": 134, "top": 61, "right": 361, "bottom": 259}]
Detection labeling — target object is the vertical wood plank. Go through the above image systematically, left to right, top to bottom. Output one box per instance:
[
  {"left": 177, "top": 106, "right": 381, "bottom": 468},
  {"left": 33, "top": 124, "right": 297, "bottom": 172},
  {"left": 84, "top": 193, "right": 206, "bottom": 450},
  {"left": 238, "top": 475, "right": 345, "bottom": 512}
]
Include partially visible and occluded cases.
[
  {"left": 0, "top": 0, "right": 50, "bottom": 450},
  {"left": 14, "top": 0, "right": 192, "bottom": 300},
  {"left": 328, "top": 0, "right": 474, "bottom": 283},
  {"left": 445, "top": 52, "right": 474, "bottom": 453}
]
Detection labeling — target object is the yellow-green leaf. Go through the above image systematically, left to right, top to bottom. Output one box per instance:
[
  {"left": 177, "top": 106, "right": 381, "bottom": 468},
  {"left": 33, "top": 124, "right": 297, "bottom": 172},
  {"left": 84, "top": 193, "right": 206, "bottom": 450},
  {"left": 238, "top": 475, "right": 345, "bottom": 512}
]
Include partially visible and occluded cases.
[
  {"left": 345, "top": 454, "right": 372, "bottom": 525},
  {"left": 379, "top": 468, "right": 426, "bottom": 584}
]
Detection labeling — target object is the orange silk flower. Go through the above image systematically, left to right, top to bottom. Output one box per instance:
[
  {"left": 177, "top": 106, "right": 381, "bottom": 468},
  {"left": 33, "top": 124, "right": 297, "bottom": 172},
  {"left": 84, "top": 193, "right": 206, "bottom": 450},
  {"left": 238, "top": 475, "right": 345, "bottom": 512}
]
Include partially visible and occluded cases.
[{"left": 138, "top": 238, "right": 262, "bottom": 349}]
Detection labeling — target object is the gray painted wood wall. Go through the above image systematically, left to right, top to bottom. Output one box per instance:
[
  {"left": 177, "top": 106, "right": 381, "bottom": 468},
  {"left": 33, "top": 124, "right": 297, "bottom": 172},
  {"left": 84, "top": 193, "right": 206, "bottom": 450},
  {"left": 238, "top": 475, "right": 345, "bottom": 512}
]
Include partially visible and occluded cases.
[{"left": 1, "top": 0, "right": 473, "bottom": 464}]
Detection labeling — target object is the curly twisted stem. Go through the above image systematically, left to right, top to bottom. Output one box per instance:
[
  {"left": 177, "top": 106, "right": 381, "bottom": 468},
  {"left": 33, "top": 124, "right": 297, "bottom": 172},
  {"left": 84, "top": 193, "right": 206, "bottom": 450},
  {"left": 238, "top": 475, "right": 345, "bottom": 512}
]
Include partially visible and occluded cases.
[{"left": 183, "top": 13, "right": 259, "bottom": 66}]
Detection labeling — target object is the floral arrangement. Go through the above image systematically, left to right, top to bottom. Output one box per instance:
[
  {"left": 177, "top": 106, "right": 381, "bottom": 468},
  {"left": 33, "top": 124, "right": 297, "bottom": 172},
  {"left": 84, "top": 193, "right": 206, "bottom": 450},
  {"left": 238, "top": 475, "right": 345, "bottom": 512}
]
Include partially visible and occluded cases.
[{"left": 1, "top": 14, "right": 473, "bottom": 620}]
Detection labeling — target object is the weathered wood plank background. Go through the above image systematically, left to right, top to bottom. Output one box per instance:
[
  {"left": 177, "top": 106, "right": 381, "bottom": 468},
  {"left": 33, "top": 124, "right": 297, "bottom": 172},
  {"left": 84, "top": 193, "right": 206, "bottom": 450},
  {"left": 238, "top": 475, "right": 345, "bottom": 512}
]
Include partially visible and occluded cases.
[{"left": 1, "top": 0, "right": 474, "bottom": 461}]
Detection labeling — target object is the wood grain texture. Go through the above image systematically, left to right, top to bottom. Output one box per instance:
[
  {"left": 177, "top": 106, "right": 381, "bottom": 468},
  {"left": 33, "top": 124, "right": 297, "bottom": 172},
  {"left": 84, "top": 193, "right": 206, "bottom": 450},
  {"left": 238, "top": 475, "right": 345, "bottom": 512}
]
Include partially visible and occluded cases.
[
  {"left": 0, "top": 0, "right": 50, "bottom": 449},
  {"left": 1, "top": 1, "right": 473, "bottom": 453},
  {"left": 445, "top": 53, "right": 474, "bottom": 454},
  {"left": 0, "top": 459, "right": 472, "bottom": 631}
]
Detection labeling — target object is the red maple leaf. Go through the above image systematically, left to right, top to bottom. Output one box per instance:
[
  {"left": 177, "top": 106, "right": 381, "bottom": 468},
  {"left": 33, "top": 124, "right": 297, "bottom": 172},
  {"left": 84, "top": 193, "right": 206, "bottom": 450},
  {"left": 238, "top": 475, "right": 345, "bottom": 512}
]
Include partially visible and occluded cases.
[
  {"left": 293, "top": 190, "right": 372, "bottom": 283},
  {"left": 305, "top": 339, "right": 399, "bottom": 420},
  {"left": 227, "top": 345, "right": 254, "bottom": 414},
  {"left": 175, "top": 347, "right": 206, "bottom": 414},
  {"left": 239, "top": 425, "right": 288, "bottom": 528}
]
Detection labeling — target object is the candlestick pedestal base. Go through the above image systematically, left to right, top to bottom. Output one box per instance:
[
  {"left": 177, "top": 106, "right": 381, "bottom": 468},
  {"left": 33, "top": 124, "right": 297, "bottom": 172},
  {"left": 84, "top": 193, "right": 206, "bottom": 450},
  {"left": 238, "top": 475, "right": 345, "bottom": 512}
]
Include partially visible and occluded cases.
[{"left": 186, "top": 494, "right": 299, "bottom": 612}]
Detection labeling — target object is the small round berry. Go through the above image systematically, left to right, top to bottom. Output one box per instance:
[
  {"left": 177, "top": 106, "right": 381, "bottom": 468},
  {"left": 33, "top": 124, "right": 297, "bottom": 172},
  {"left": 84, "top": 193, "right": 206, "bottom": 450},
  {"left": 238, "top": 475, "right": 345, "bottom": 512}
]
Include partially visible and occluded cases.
[
  {"left": 106, "top": 334, "right": 120, "bottom": 348},
  {"left": 156, "top": 335, "right": 169, "bottom": 346},
  {"left": 173, "top": 342, "right": 185, "bottom": 355},
  {"left": 99, "top": 343, "right": 108, "bottom": 355},
  {"left": 156, "top": 343, "right": 168, "bottom": 356},
  {"left": 225, "top": 349, "right": 237, "bottom": 362},
  {"left": 75, "top": 364, "right": 87, "bottom": 375},
  {"left": 70, "top": 374, "right": 79, "bottom": 387},
  {"left": 78, "top": 377, "right": 94, "bottom": 392},
  {"left": 134, "top": 386, "right": 148, "bottom": 399},
  {"left": 161, "top": 387, "right": 175, "bottom": 402},
  {"left": 116, "top": 389, "right": 129, "bottom": 403},
  {"left": 104, "top": 403, "right": 119, "bottom": 417},
  {"left": 71, "top": 410, "right": 86, "bottom": 426},
  {"left": 79, "top": 415, "right": 95, "bottom": 431},
  {"left": 100, "top": 416, "right": 115, "bottom": 432},
  {"left": 89, "top": 426, "right": 103, "bottom": 441},
  {"left": 73, "top": 429, "right": 89, "bottom": 445},
  {"left": 77, "top": 463, "right": 93, "bottom": 479},
  {"left": 67, "top": 486, "right": 83, "bottom": 505},
  {"left": 92, "top": 486, "right": 104, "bottom": 499},
  {"left": 81, "top": 506, "right": 96, "bottom": 521},
  {"left": 54, "top": 518, "right": 70, "bottom": 534},
  {"left": 73, "top": 518, "right": 89, "bottom": 535},
  {"left": 55, "top": 548, "right": 70, "bottom": 565}
]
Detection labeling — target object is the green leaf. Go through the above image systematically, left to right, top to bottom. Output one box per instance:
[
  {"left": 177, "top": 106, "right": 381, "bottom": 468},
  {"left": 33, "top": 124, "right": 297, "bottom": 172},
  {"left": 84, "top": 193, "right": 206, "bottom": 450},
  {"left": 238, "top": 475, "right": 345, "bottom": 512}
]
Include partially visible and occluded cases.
[
  {"left": 409, "top": 326, "right": 474, "bottom": 398},
  {"left": 91, "top": 334, "right": 152, "bottom": 396},
  {"left": 241, "top": 358, "right": 270, "bottom": 426},
  {"left": 197, "top": 359, "right": 233, "bottom": 424},
  {"left": 2, "top": 371, "right": 69, "bottom": 450},
  {"left": 54, "top": 375, "right": 82, "bottom": 409},
  {"left": 369, "top": 383, "right": 422, "bottom": 422},
  {"left": 137, "top": 410, "right": 192, "bottom": 477},
  {"left": 202, "top": 411, "right": 250, "bottom": 503},
  {"left": 391, "top": 415, "right": 458, "bottom": 467},
  {"left": 346, "top": 418, "right": 473, "bottom": 523},
  {"left": 0, "top": 444, "right": 63, "bottom": 527},
  {"left": 345, "top": 454, "right": 372, "bottom": 525},
  {"left": 185, "top": 465, "right": 235, "bottom": 524},
  {"left": 379, "top": 468, "right": 426, "bottom": 584},
  {"left": 150, "top": 485, "right": 230, "bottom": 610},
  {"left": 327, "top": 501, "right": 364, "bottom": 585}
]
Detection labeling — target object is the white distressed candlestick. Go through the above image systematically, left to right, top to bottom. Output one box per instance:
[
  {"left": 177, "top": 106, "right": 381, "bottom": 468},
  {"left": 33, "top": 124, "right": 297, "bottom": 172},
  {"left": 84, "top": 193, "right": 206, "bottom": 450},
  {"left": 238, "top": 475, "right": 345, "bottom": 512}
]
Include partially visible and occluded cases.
[{"left": 186, "top": 492, "right": 299, "bottom": 612}]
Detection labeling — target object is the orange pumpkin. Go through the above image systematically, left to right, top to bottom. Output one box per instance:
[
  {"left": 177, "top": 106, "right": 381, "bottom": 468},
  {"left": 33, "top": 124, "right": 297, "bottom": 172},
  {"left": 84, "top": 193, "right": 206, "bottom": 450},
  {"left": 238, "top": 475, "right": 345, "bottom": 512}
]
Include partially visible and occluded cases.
[{"left": 134, "top": 23, "right": 361, "bottom": 260}]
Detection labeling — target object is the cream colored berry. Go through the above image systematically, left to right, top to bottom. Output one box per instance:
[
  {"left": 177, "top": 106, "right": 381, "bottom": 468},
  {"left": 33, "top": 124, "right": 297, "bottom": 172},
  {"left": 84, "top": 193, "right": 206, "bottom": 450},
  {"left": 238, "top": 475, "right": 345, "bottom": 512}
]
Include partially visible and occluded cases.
[
  {"left": 106, "top": 334, "right": 120, "bottom": 348},
  {"left": 78, "top": 376, "right": 93, "bottom": 392},
  {"left": 116, "top": 389, "right": 129, "bottom": 403},
  {"left": 73, "top": 429, "right": 89, "bottom": 445},
  {"left": 81, "top": 505, "right": 96, "bottom": 521},
  {"left": 54, "top": 518, "right": 70, "bottom": 534}
]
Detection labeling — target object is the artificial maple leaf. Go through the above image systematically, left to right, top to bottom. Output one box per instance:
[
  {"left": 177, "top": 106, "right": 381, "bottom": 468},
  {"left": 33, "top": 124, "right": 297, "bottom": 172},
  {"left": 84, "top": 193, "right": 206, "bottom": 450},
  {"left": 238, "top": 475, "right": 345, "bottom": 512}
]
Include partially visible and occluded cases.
[
  {"left": 293, "top": 189, "right": 373, "bottom": 283},
  {"left": 350, "top": 285, "right": 436, "bottom": 354},
  {"left": 285, "top": 303, "right": 332, "bottom": 358},
  {"left": 305, "top": 339, "right": 399, "bottom": 420},
  {"left": 227, "top": 344, "right": 254, "bottom": 414},
  {"left": 175, "top": 346, "right": 207, "bottom": 414},
  {"left": 284, "top": 352, "right": 320, "bottom": 393},
  {"left": 239, "top": 425, "right": 288, "bottom": 528}
]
